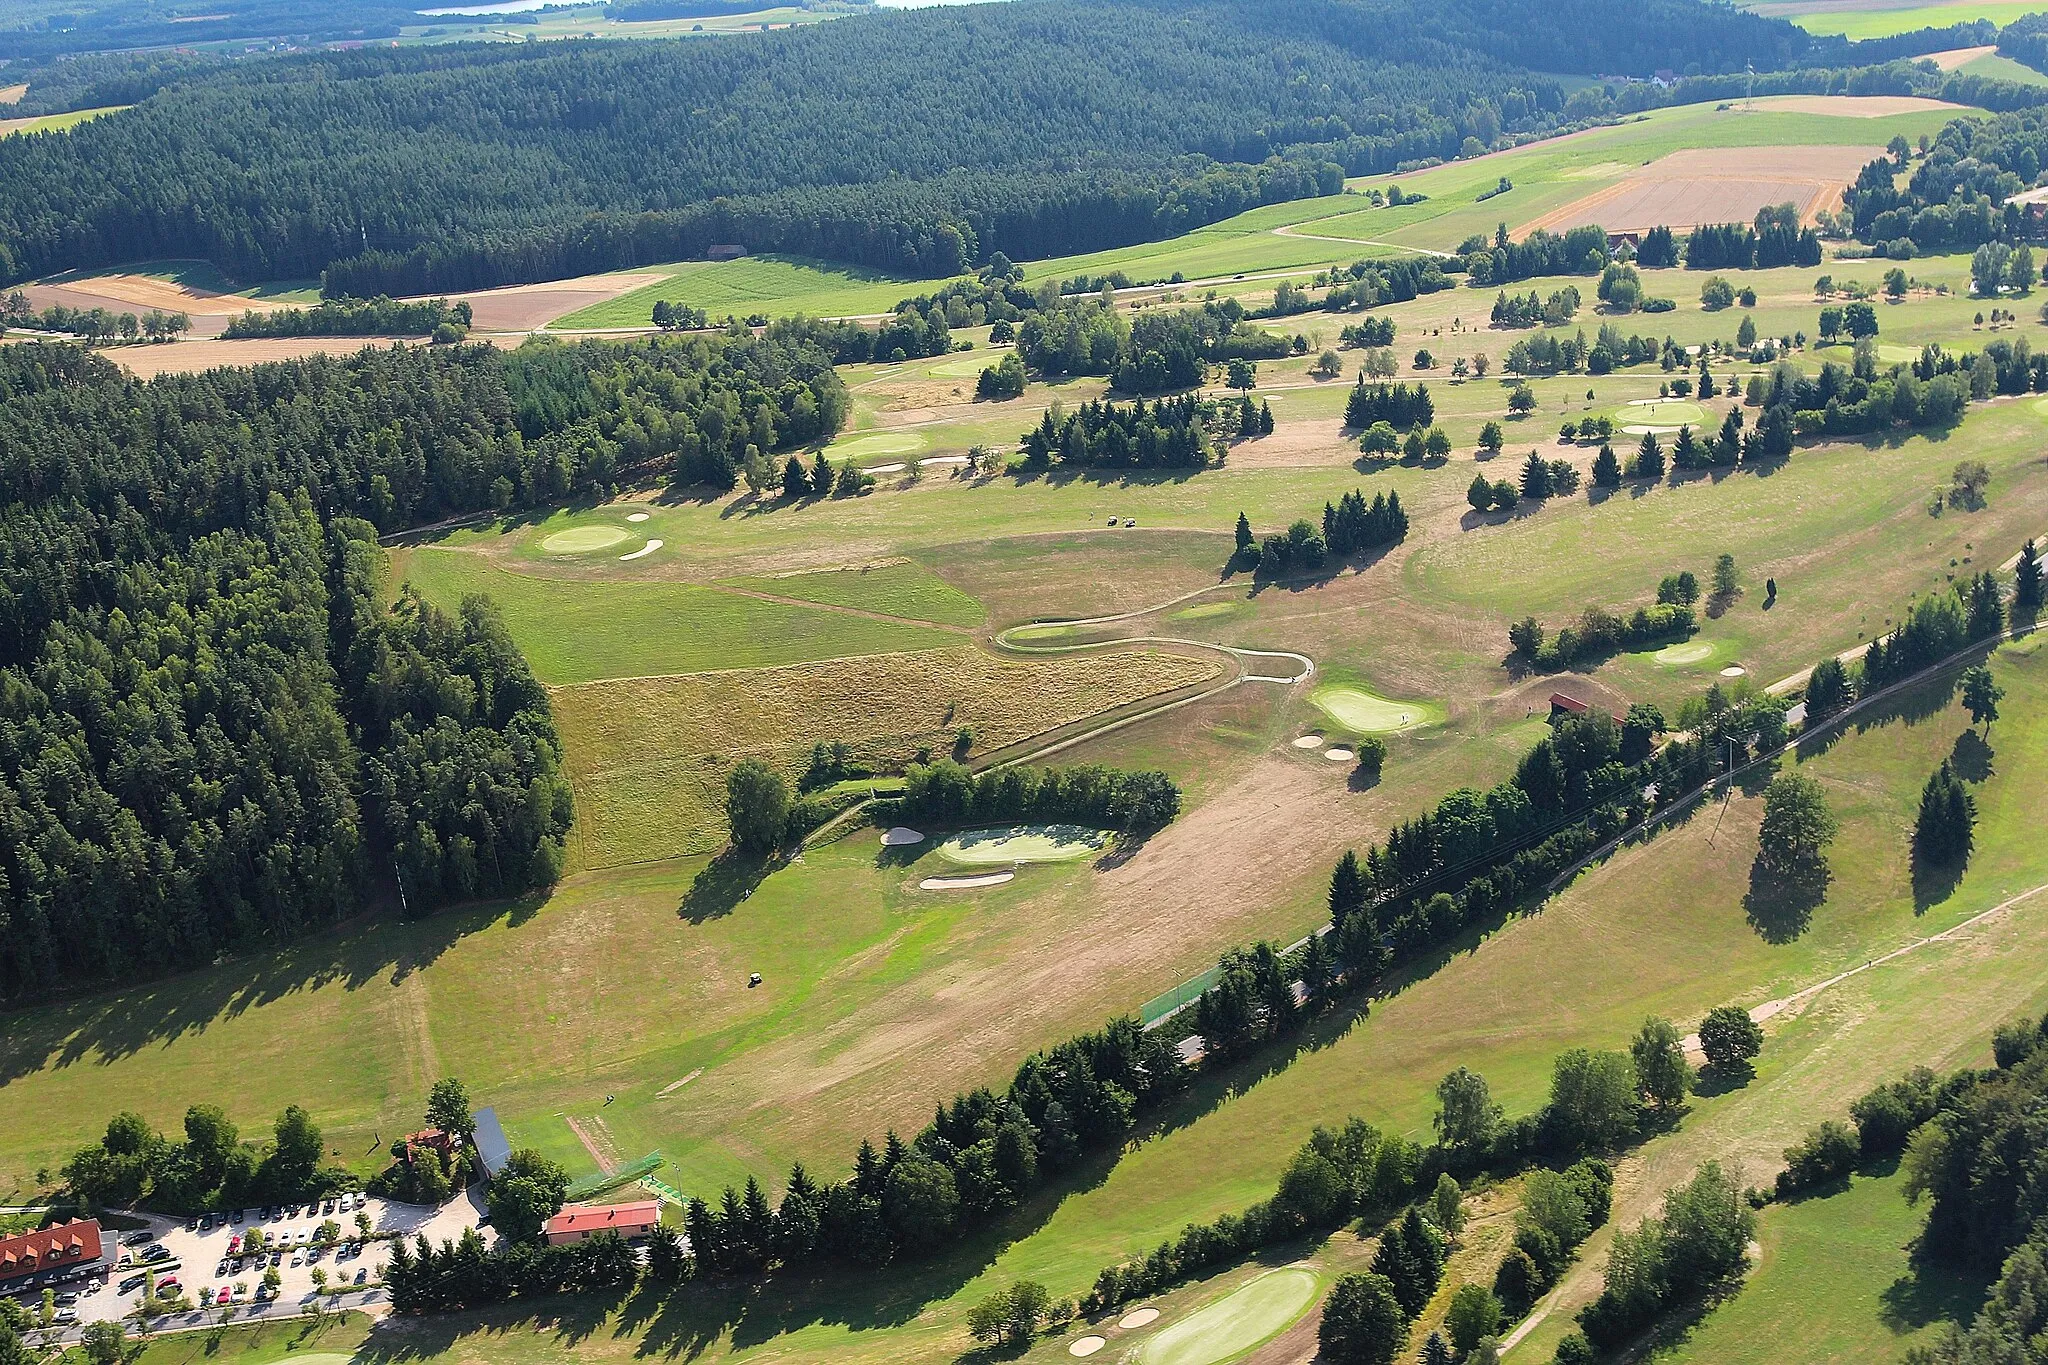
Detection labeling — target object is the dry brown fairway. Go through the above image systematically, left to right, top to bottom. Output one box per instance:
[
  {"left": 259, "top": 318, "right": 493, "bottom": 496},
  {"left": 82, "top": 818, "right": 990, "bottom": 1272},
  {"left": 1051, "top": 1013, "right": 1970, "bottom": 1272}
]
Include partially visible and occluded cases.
[{"left": 1517, "top": 143, "right": 1883, "bottom": 236}]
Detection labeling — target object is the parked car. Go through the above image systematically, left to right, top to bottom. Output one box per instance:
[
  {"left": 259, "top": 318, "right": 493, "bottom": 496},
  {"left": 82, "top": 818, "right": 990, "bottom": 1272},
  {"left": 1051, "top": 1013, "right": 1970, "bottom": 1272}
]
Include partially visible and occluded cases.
[
  {"left": 323, "top": 1199, "right": 335, "bottom": 1215},
  {"left": 231, "top": 1209, "right": 244, "bottom": 1222},
  {"left": 198, "top": 1216, "right": 212, "bottom": 1232},
  {"left": 185, "top": 1219, "right": 199, "bottom": 1233},
  {"left": 127, "top": 1231, "right": 155, "bottom": 1245},
  {"left": 225, "top": 1236, "right": 240, "bottom": 1256},
  {"left": 141, "top": 1245, "right": 172, "bottom": 1262},
  {"left": 269, "top": 1252, "right": 282, "bottom": 1269},
  {"left": 289, "top": 1252, "right": 302, "bottom": 1268},
  {"left": 215, "top": 1260, "right": 229, "bottom": 1277},
  {"left": 353, "top": 1268, "right": 367, "bottom": 1285},
  {"left": 119, "top": 1275, "right": 146, "bottom": 1295},
  {"left": 156, "top": 1276, "right": 179, "bottom": 1292},
  {"left": 231, "top": 1283, "right": 247, "bottom": 1299},
  {"left": 215, "top": 1287, "right": 231, "bottom": 1305},
  {"left": 54, "top": 1292, "right": 77, "bottom": 1306},
  {"left": 54, "top": 1308, "right": 77, "bottom": 1324}
]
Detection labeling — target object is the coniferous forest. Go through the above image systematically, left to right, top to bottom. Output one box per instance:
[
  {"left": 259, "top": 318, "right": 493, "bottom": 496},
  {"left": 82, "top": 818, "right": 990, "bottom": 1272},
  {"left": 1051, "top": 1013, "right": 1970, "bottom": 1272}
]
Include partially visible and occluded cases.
[
  {"left": 0, "top": 0, "right": 1808, "bottom": 293},
  {"left": 0, "top": 329, "right": 847, "bottom": 1003}
]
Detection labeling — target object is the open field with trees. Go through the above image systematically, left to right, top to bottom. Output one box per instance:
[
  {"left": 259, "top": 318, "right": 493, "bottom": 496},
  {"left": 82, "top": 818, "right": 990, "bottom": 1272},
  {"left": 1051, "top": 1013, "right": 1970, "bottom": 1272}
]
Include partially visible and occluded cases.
[{"left": 15, "top": 16, "right": 2048, "bottom": 1359}]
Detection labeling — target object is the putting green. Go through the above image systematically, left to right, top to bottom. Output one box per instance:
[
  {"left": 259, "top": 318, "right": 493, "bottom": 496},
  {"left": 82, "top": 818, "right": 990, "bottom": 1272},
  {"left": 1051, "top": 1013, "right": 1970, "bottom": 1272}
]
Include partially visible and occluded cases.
[
  {"left": 1877, "top": 344, "right": 1921, "bottom": 364},
  {"left": 929, "top": 353, "right": 1002, "bottom": 378},
  {"left": 1610, "top": 399, "right": 1705, "bottom": 429},
  {"left": 828, "top": 432, "right": 926, "bottom": 461},
  {"left": 540, "top": 525, "right": 630, "bottom": 554},
  {"left": 1170, "top": 600, "right": 1249, "bottom": 623},
  {"left": 1653, "top": 640, "right": 1717, "bottom": 666},
  {"left": 1309, "top": 683, "right": 1445, "bottom": 733},
  {"left": 936, "top": 823, "right": 1110, "bottom": 865},
  {"left": 1138, "top": 1269, "right": 1320, "bottom": 1365}
]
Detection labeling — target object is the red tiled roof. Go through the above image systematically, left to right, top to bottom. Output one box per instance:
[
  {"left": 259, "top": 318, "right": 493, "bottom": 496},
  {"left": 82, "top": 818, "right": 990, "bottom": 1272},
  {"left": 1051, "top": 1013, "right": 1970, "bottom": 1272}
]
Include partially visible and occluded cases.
[
  {"left": 1549, "top": 692, "right": 1591, "bottom": 714},
  {"left": 544, "top": 1201, "right": 660, "bottom": 1235},
  {"left": 0, "top": 1219, "right": 102, "bottom": 1282}
]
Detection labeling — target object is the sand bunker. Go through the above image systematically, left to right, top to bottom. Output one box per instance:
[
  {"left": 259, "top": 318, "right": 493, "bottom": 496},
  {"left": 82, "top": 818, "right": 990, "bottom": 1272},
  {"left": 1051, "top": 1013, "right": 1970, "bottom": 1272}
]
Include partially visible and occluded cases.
[
  {"left": 919, "top": 455, "right": 969, "bottom": 467},
  {"left": 866, "top": 462, "right": 908, "bottom": 474},
  {"left": 626, "top": 512, "right": 650, "bottom": 523},
  {"left": 541, "top": 525, "right": 630, "bottom": 554},
  {"left": 619, "top": 539, "right": 663, "bottom": 561},
  {"left": 1720, "top": 665, "right": 1747, "bottom": 678},
  {"left": 1291, "top": 735, "right": 1325, "bottom": 749},
  {"left": 1324, "top": 747, "right": 1355, "bottom": 762},
  {"left": 938, "top": 824, "right": 1110, "bottom": 865},
  {"left": 881, "top": 827, "right": 926, "bottom": 847},
  {"left": 919, "top": 871, "right": 1016, "bottom": 890},
  {"left": 1119, "top": 1307, "right": 1161, "bottom": 1329},
  {"left": 1069, "top": 1338, "right": 1107, "bottom": 1358}
]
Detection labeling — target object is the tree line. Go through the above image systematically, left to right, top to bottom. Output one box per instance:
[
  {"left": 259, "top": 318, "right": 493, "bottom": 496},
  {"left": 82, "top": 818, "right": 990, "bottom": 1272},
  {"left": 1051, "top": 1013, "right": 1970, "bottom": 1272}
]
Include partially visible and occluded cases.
[
  {"left": 1679, "top": 205, "right": 1824, "bottom": 270},
  {"left": 221, "top": 296, "right": 471, "bottom": 340},
  {"left": 1018, "top": 395, "right": 1217, "bottom": 471},
  {"left": 885, "top": 759, "right": 1182, "bottom": 834}
]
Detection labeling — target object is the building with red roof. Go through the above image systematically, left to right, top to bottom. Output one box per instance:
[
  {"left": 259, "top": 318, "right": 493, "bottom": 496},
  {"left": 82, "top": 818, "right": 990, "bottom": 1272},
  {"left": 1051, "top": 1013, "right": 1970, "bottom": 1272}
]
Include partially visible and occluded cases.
[
  {"left": 543, "top": 1200, "right": 660, "bottom": 1245},
  {"left": 0, "top": 1219, "right": 103, "bottom": 1286}
]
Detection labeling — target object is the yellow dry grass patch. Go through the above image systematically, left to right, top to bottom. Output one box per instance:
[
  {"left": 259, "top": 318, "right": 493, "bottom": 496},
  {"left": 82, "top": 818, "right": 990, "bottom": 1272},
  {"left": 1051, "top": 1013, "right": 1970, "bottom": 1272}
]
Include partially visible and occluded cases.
[
  {"left": 1518, "top": 143, "right": 1882, "bottom": 236},
  {"left": 553, "top": 645, "right": 1221, "bottom": 867}
]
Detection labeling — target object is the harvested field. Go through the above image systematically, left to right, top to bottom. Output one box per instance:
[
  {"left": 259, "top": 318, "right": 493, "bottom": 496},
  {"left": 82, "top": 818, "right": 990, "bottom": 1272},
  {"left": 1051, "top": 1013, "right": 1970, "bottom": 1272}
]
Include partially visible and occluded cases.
[
  {"left": 1923, "top": 44, "right": 1996, "bottom": 71},
  {"left": 0, "top": 84, "right": 22, "bottom": 104},
  {"left": 1749, "top": 94, "right": 1969, "bottom": 118},
  {"left": 1517, "top": 144, "right": 1882, "bottom": 237},
  {"left": 26, "top": 267, "right": 291, "bottom": 315},
  {"left": 440, "top": 270, "right": 671, "bottom": 333},
  {"left": 102, "top": 336, "right": 430, "bottom": 378},
  {"left": 551, "top": 645, "right": 1221, "bottom": 866}
]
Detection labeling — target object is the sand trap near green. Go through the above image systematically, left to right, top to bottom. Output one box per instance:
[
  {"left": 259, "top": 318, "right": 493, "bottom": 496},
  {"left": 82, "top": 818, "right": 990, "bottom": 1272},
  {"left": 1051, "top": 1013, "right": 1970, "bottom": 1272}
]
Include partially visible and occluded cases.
[
  {"left": 829, "top": 432, "right": 926, "bottom": 462},
  {"left": 541, "top": 525, "right": 630, "bottom": 554},
  {"left": 1653, "top": 640, "right": 1717, "bottom": 666},
  {"left": 1309, "top": 683, "right": 1444, "bottom": 733},
  {"left": 936, "top": 824, "right": 1110, "bottom": 865},
  {"left": 1138, "top": 1268, "right": 1320, "bottom": 1365}
]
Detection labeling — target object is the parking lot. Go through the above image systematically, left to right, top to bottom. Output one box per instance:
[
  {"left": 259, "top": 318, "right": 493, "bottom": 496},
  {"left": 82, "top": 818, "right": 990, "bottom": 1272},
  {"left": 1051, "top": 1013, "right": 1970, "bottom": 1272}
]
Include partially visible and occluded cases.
[{"left": 32, "top": 1189, "right": 485, "bottom": 1338}]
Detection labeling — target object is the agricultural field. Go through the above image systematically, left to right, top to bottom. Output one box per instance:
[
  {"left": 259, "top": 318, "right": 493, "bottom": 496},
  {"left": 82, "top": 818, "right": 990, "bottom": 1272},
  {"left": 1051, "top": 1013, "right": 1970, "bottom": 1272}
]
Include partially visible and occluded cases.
[
  {"left": 1745, "top": 0, "right": 2048, "bottom": 39},
  {"left": 0, "top": 104, "right": 124, "bottom": 136}
]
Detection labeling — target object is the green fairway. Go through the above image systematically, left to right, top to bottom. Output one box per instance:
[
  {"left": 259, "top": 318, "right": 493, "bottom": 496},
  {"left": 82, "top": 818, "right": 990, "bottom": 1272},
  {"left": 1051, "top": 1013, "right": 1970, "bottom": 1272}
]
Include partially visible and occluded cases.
[
  {"left": 1757, "top": 0, "right": 2048, "bottom": 39},
  {"left": 552, "top": 254, "right": 936, "bottom": 330},
  {"left": 928, "top": 352, "right": 1001, "bottom": 378},
  {"left": 827, "top": 430, "right": 928, "bottom": 462},
  {"left": 540, "top": 524, "right": 633, "bottom": 554},
  {"left": 399, "top": 547, "right": 961, "bottom": 683},
  {"left": 719, "top": 559, "right": 987, "bottom": 626},
  {"left": 1310, "top": 682, "right": 1446, "bottom": 733},
  {"left": 935, "top": 824, "right": 1111, "bottom": 865},
  {"left": 1657, "top": 1167, "right": 1977, "bottom": 1365},
  {"left": 1138, "top": 1268, "right": 1321, "bottom": 1365}
]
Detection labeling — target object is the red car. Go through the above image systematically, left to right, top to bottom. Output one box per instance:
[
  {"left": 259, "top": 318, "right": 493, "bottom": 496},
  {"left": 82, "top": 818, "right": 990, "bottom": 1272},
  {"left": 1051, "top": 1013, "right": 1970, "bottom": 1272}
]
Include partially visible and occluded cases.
[{"left": 216, "top": 1287, "right": 231, "bottom": 1305}]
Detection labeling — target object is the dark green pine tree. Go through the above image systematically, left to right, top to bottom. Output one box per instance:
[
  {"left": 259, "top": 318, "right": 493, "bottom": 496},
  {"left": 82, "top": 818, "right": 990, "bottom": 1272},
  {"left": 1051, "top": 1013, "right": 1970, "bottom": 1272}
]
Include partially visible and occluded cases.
[
  {"left": 1259, "top": 399, "right": 1275, "bottom": 435},
  {"left": 1591, "top": 443, "right": 1620, "bottom": 488},
  {"left": 1519, "top": 450, "right": 1552, "bottom": 498},
  {"left": 1235, "top": 511, "right": 1254, "bottom": 555},
  {"left": 2016, "top": 539, "right": 2043, "bottom": 615},
  {"left": 1913, "top": 760, "right": 1975, "bottom": 868},
  {"left": 1329, "top": 849, "right": 1366, "bottom": 923},
  {"left": 1422, "top": 1330, "right": 1455, "bottom": 1365}
]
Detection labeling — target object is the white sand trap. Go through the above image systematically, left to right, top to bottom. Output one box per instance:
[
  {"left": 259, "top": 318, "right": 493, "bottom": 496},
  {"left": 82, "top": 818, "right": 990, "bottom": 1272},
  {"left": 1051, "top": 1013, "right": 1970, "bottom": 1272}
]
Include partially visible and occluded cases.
[
  {"left": 919, "top": 455, "right": 969, "bottom": 466},
  {"left": 867, "top": 462, "right": 908, "bottom": 474},
  {"left": 626, "top": 512, "right": 650, "bottom": 522},
  {"left": 541, "top": 525, "right": 629, "bottom": 553},
  {"left": 618, "top": 539, "right": 663, "bottom": 561},
  {"left": 1720, "top": 665, "right": 1747, "bottom": 677},
  {"left": 1291, "top": 734, "right": 1325, "bottom": 749},
  {"left": 1324, "top": 747, "right": 1355, "bottom": 762},
  {"left": 881, "top": 826, "right": 926, "bottom": 846},
  {"left": 920, "top": 871, "right": 1016, "bottom": 890},
  {"left": 1119, "top": 1307, "right": 1161, "bottom": 1329},
  {"left": 1069, "top": 1338, "right": 1107, "bottom": 1358}
]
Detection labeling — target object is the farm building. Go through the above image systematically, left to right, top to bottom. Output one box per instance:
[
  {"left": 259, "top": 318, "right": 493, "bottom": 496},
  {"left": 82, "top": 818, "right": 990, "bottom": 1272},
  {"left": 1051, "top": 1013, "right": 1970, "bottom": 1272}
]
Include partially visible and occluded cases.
[
  {"left": 705, "top": 244, "right": 748, "bottom": 261},
  {"left": 544, "top": 1200, "right": 661, "bottom": 1245},
  {"left": 0, "top": 1219, "right": 103, "bottom": 1288}
]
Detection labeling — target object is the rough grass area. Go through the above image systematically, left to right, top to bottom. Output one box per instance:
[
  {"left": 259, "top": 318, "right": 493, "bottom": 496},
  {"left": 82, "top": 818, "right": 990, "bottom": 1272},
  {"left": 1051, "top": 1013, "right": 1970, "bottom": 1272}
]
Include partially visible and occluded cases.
[
  {"left": 400, "top": 547, "right": 962, "bottom": 683},
  {"left": 719, "top": 559, "right": 986, "bottom": 627},
  {"left": 551, "top": 646, "right": 1219, "bottom": 866},
  {"left": 1657, "top": 1166, "right": 1979, "bottom": 1365}
]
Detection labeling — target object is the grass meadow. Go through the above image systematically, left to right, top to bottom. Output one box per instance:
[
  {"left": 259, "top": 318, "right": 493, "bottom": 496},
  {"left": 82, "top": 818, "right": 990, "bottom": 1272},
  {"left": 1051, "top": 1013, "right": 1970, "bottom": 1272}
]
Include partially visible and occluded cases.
[{"left": 1754, "top": 0, "right": 2048, "bottom": 39}]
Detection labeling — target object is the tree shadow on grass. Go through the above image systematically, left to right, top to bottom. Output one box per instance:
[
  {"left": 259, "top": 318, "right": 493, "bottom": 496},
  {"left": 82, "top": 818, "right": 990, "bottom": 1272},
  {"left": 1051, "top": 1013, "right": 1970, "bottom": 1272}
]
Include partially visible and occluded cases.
[
  {"left": 1796, "top": 668, "right": 1964, "bottom": 762},
  {"left": 1949, "top": 728, "right": 1994, "bottom": 783},
  {"left": 677, "top": 849, "right": 773, "bottom": 923},
  {"left": 1911, "top": 853, "right": 1967, "bottom": 915},
  {"left": 1743, "top": 855, "right": 1827, "bottom": 943},
  {"left": 1882, "top": 1242, "right": 1991, "bottom": 1336}
]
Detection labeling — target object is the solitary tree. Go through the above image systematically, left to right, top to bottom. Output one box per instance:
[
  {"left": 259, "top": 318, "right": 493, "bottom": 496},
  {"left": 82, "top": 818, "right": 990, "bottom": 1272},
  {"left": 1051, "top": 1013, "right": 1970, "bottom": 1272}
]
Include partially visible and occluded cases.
[
  {"left": 1226, "top": 357, "right": 1257, "bottom": 394},
  {"left": 1478, "top": 419, "right": 1504, "bottom": 454},
  {"left": 1234, "top": 511, "right": 1254, "bottom": 559},
  {"left": 2016, "top": 539, "right": 2043, "bottom": 614},
  {"left": 1712, "top": 553, "right": 1740, "bottom": 603},
  {"left": 1961, "top": 665, "right": 2003, "bottom": 732},
  {"left": 725, "top": 759, "right": 790, "bottom": 853},
  {"left": 1913, "top": 760, "right": 1975, "bottom": 868},
  {"left": 1757, "top": 773, "right": 1836, "bottom": 878},
  {"left": 1698, "top": 1005, "right": 1763, "bottom": 1073},
  {"left": 1631, "top": 1017, "right": 1694, "bottom": 1110},
  {"left": 1434, "top": 1066, "right": 1503, "bottom": 1161},
  {"left": 426, "top": 1078, "right": 475, "bottom": 1146},
  {"left": 487, "top": 1149, "right": 570, "bottom": 1244}
]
